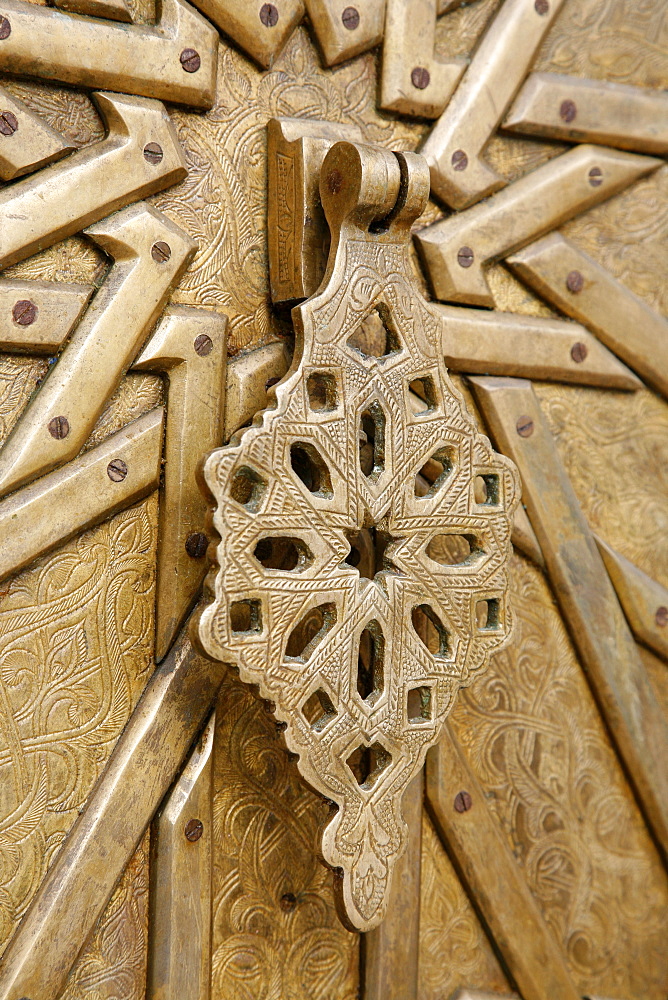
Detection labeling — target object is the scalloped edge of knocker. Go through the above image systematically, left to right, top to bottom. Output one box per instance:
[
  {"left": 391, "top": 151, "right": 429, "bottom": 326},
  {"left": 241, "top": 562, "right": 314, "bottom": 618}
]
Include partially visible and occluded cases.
[{"left": 191, "top": 140, "right": 522, "bottom": 934}]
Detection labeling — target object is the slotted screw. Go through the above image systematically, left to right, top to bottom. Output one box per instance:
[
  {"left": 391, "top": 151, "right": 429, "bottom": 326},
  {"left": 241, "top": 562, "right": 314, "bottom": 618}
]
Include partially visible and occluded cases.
[
  {"left": 534, "top": 0, "right": 549, "bottom": 13},
  {"left": 259, "top": 2, "right": 278, "bottom": 26},
  {"left": 342, "top": 6, "right": 360, "bottom": 29},
  {"left": 0, "top": 17, "right": 10, "bottom": 39},
  {"left": 180, "top": 48, "right": 201, "bottom": 73},
  {"left": 411, "top": 66, "right": 430, "bottom": 90},
  {"left": 559, "top": 99, "right": 577, "bottom": 123},
  {"left": 0, "top": 109, "right": 18, "bottom": 135},
  {"left": 143, "top": 142, "right": 163, "bottom": 164},
  {"left": 451, "top": 149, "right": 468, "bottom": 171},
  {"left": 588, "top": 166, "right": 603, "bottom": 187},
  {"left": 151, "top": 241, "right": 171, "bottom": 263},
  {"left": 457, "top": 246, "right": 474, "bottom": 268},
  {"left": 566, "top": 269, "right": 584, "bottom": 293},
  {"left": 12, "top": 299, "right": 37, "bottom": 325},
  {"left": 194, "top": 333, "right": 213, "bottom": 356},
  {"left": 570, "top": 342, "right": 588, "bottom": 363},
  {"left": 48, "top": 415, "right": 70, "bottom": 439},
  {"left": 516, "top": 415, "right": 534, "bottom": 438},
  {"left": 107, "top": 459, "right": 128, "bottom": 482},
  {"left": 185, "top": 532, "right": 208, "bottom": 559},
  {"left": 655, "top": 606, "right": 668, "bottom": 628},
  {"left": 454, "top": 790, "right": 473, "bottom": 813},
  {"left": 184, "top": 818, "right": 204, "bottom": 842},
  {"left": 280, "top": 892, "right": 297, "bottom": 912}
]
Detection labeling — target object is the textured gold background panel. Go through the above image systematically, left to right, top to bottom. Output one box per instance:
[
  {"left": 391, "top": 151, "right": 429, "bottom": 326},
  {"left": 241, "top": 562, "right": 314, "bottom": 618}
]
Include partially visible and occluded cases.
[
  {"left": 0, "top": 372, "right": 161, "bottom": 961},
  {"left": 0, "top": 496, "right": 158, "bottom": 954},
  {"left": 448, "top": 551, "right": 668, "bottom": 998},
  {"left": 211, "top": 672, "right": 359, "bottom": 1000},
  {"left": 418, "top": 814, "right": 509, "bottom": 999},
  {"left": 59, "top": 833, "right": 150, "bottom": 1000}
]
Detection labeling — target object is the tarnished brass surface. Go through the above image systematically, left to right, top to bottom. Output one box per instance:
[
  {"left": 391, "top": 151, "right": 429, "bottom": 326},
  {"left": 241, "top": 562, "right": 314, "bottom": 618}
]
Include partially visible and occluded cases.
[
  {"left": 0, "top": 0, "right": 218, "bottom": 108},
  {"left": 0, "top": 0, "right": 666, "bottom": 995},
  {"left": 53, "top": 0, "right": 133, "bottom": 23},
  {"left": 208, "top": 0, "right": 305, "bottom": 69},
  {"left": 305, "top": 0, "right": 386, "bottom": 67},
  {"left": 380, "top": 0, "right": 464, "bottom": 119},
  {"left": 420, "top": 0, "right": 567, "bottom": 209},
  {"left": 504, "top": 73, "right": 668, "bottom": 154},
  {"left": 0, "top": 86, "right": 75, "bottom": 180},
  {"left": 0, "top": 94, "right": 189, "bottom": 272},
  {"left": 267, "top": 117, "right": 363, "bottom": 304},
  {"left": 198, "top": 141, "right": 519, "bottom": 930},
  {"left": 416, "top": 146, "right": 661, "bottom": 306},
  {"left": 0, "top": 204, "right": 194, "bottom": 497},
  {"left": 507, "top": 233, "right": 668, "bottom": 399},
  {"left": 0, "top": 277, "right": 90, "bottom": 353},
  {"left": 437, "top": 304, "right": 640, "bottom": 390},
  {"left": 135, "top": 307, "right": 227, "bottom": 661},
  {"left": 224, "top": 342, "right": 291, "bottom": 439},
  {"left": 471, "top": 376, "right": 668, "bottom": 857},
  {"left": 0, "top": 407, "right": 163, "bottom": 582},
  {"left": 511, "top": 503, "right": 543, "bottom": 568},
  {"left": 596, "top": 536, "right": 668, "bottom": 664},
  {"left": 448, "top": 546, "right": 668, "bottom": 997},
  {"left": 0, "top": 624, "right": 225, "bottom": 1000},
  {"left": 210, "top": 670, "right": 359, "bottom": 998},
  {"left": 147, "top": 710, "right": 215, "bottom": 1000},
  {"left": 426, "top": 727, "right": 581, "bottom": 1000},
  {"left": 363, "top": 770, "right": 422, "bottom": 999},
  {"left": 418, "top": 812, "right": 510, "bottom": 998}
]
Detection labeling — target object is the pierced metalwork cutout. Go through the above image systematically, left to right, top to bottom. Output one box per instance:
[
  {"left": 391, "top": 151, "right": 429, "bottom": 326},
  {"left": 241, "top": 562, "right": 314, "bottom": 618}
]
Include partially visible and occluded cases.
[{"left": 197, "top": 141, "right": 520, "bottom": 931}]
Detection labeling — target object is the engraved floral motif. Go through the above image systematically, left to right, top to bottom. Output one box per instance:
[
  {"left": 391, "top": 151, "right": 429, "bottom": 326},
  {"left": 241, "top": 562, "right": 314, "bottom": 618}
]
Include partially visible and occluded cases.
[
  {"left": 0, "top": 497, "right": 157, "bottom": 953},
  {"left": 449, "top": 552, "right": 668, "bottom": 998},
  {"left": 211, "top": 672, "right": 359, "bottom": 1000},
  {"left": 418, "top": 814, "right": 509, "bottom": 1000}
]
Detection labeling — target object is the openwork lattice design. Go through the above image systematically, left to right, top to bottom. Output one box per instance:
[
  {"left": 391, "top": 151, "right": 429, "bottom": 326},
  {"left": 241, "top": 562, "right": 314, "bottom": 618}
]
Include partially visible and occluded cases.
[{"left": 197, "top": 142, "right": 520, "bottom": 931}]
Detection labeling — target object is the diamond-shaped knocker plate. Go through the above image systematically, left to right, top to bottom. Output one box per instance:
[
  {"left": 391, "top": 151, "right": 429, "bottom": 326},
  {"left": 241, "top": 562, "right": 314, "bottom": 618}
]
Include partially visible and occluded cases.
[{"left": 196, "top": 141, "right": 520, "bottom": 931}]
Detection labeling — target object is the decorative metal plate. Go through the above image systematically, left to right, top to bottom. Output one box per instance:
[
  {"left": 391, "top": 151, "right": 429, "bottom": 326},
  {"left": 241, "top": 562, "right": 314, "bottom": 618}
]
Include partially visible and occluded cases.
[{"left": 197, "top": 140, "right": 519, "bottom": 930}]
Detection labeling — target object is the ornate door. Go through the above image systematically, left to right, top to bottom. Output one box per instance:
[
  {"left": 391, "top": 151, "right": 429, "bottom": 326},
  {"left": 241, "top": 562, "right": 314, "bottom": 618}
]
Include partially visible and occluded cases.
[{"left": 0, "top": 1, "right": 666, "bottom": 998}]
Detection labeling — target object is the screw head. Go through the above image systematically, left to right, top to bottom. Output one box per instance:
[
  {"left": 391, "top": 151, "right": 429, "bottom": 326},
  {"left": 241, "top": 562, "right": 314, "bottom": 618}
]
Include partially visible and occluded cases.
[
  {"left": 534, "top": 0, "right": 549, "bottom": 12},
  {"left": 259, "top": 2, "right": 279, "bottom": 26},
  {"left": 341, "top": 5, "right": 360, "bottom": 29},
  {"left": 0, "top": 16, "right": 10, "bottom": 39},
  {"left": 180, "top": 47, "right": 201, "bottom": 73},
  {"left": 411, "top": 66, "right": 430, "bottom": 90},
  {"left": 559, "top": 99, "right": 577, "bottom": 123},
  {"left": 0, "top": 109, "right": 18, "bottom": 135},
  {"left": 143, "top": 141, "right": 163, "bottom": 164},
  {"left": 451, "top": 149, "right": 468, "bottom": 171},
  {"left": 588, "top": 166, "right": 603, "bottom": 187},
  {"left": 327, "top": 168, "right": 343, "bottom": 195},
  {"left": 151, "top": 241, "right": 171, "bottom": 264},
  {"left": 457, "top": 245, "right": 474, "bottom": 268},
  {"left": 566, "top": 269, "right": 584, "bottom": 293},
  {"left": 12, "top": 299, "right": 38, "bottom": 326},
  {"left": 194, "top": 333, "right": 213, "bottom": 356},
  {"left": 570, "top": 341, "right": 588, "bottom": 363},
  {"left": 516, "top": 414, "right": 534, "bottom": 438},
  {"left": 48, "top": 415, "right": 70, "bottom": 439},
  {"left": 107, "top": 458, "right": 128, "bottom": 482},
  {"left": 185, "top": 531, "right": 208, "bottom": 559},
  {"left": 655, "top": 606, "right": 668, "bottom": 628},
  {"left": 454, "top": 790, "right": 473, "bottom": 813},
  {"left": 184, "top": 818, "right": 204, "bottom": 842},
  {"left": 280, "top": 892, "right": 297, "bottom": 912}
]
